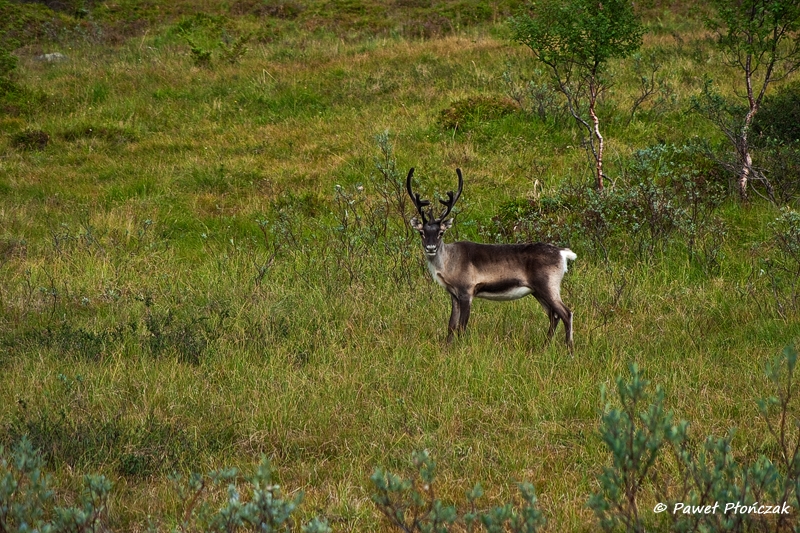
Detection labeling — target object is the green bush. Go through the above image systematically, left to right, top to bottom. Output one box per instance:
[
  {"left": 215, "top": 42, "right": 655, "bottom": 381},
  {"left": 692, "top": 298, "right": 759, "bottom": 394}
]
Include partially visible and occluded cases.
[
  {"left": 186, "top": 36, "right": 213, "bottom": 67},
  {"left": 750, "top": 82, "right": 800, "bottom": 203},
  {"left": 752, "top": 82, "right": 800, "bottom": 146},
  {"left": 437, "top": 95, "right": 519, "bottom": 132},
  {"left": 489, "top": 142, "right": 730, "bottom": 266},
  {"left": 756, "top": 143, "right": 800, "bottom": 204},
  {"left": 490, "top": 193, "right": 574, "bottom": 247},
  {"left": 760, "top": 208, "right": 800, "bottom": 317},
  {"left": 590, "top": 343, "right": 800, "bottom": 533},
  {"left": 588, "top": 363, "right": 677, "bottom": 532},
  {"left": 0, "top": 436, "right": 112, "bottom": 532},
  {"left": 1, "top": 439, "right": 330, "bottom": 532},
  {"left": 371, "top": 450, "right": 545, "bottom": 532},
  {"left": 170, "top": 458, "right": 331, "bottom": 533}
]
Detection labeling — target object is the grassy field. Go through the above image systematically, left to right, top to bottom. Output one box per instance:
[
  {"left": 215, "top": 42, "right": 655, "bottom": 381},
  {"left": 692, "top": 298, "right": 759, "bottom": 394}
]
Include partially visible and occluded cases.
[{"left": 1, "top": 1, "right": 799, "bottom": 531}]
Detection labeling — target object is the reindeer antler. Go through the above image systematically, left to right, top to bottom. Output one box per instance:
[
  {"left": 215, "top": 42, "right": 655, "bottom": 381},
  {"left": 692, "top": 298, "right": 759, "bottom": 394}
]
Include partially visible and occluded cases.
[
  {"left": 406, "top": 167, "right": 431, "bottom": 223},
  {"left": 438, "top": 168, "right": 463, "bottom": 221}
]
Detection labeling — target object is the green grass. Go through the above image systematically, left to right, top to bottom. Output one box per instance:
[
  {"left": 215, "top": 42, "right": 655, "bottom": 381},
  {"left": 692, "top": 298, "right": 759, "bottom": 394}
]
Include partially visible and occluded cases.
[{"left": 1, "top": 1, "right": 799, "bottom": 531}]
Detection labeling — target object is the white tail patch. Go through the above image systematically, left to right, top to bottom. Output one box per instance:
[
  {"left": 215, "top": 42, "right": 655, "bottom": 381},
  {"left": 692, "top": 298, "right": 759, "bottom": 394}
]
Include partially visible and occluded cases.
[{"left": 560, "top": 249, "right": 577, "bottom": 273}]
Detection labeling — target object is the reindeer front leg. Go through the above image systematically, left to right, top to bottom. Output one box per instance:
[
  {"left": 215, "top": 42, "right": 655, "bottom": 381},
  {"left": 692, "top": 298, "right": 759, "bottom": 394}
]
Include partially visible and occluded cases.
[
  {"left": 447, "top": 293, "right": 461, "bottom": 343},
  {"left": 447, "top": 293, "right": 473, "bottom": 343},
  {"left": 458, "top": 296, "right": 472, "bottom": 332}
]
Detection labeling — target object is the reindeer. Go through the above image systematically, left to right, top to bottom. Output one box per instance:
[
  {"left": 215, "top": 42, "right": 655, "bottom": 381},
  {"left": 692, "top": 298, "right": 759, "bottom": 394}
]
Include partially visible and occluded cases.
[{"left": 407, "top": 167, "right": 576, "bottom": 349}]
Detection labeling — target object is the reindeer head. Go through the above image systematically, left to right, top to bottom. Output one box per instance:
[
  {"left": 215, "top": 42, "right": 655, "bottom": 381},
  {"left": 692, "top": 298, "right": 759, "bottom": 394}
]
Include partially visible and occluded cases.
[{"left": 406, "top": 167, "right": 463, "bottom": 257}]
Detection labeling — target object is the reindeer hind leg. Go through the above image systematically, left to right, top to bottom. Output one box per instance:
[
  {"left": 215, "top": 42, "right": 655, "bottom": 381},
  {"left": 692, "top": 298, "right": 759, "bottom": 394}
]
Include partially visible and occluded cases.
[
  {"left": 538, "top": 294, "right": 573, "bottom": 350},
  {"left": 534, "top": 296, "right": 559, "bottom": 344},
  {"left": 555, "top": 300, "right": 573, "bottom": 351},
  {"left": 549, "top": 309, "right": 561, "bottom": 342}
]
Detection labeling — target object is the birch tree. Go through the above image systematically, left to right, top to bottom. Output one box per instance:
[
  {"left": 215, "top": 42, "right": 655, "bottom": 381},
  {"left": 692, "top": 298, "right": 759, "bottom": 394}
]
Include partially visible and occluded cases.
[
  {"left": 510, "top": 0, "right": 643, "bottom": 191},
  {"left": 702, "top": 0, "right": 800, "bottom": 201}
]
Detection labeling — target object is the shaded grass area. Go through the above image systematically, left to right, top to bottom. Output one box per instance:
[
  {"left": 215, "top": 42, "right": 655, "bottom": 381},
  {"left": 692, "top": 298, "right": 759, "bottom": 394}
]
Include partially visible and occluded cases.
[{"left": 1, "top": 1, "right": 799, "bottom": 531}]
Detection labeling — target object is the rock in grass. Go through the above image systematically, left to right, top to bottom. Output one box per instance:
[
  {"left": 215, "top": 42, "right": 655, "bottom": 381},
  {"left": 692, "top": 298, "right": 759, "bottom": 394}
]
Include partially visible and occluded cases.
[{"left": 35, "top": 52, "right": 68, "bottom": 62}]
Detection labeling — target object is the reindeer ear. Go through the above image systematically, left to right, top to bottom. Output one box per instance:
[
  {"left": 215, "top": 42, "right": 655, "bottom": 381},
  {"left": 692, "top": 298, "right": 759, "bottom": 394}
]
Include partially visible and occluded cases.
[
  {"left": 410, "top": 217, "right": 423, "bottom": 231},
  {"left": 442, "top": 218, "right": 454, "bottom": 230}
]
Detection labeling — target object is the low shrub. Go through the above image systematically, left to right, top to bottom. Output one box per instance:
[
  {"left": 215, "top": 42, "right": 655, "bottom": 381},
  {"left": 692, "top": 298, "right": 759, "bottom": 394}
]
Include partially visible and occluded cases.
[
  {"left": 752, "top": 82, "right": 800, "bottom": 146},
  {"left": 437, "top": 95, "right": 519, "bottom": 132},
  {"left": 489, "top": 142, "right": 731, "bottom": 265},
  {"left": 759, "top": 208, "right": 800, "bottom": 318},
  {"left": 590, "top": 343, "right": 800, "bottom": 533},
  {"left": 1, "top": 438, "right": 331, "bottom": 532},
  {"left": 371, "top": 449, "right": 546, "bottom": 532}
]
